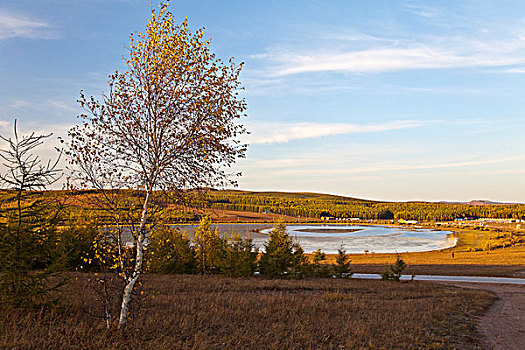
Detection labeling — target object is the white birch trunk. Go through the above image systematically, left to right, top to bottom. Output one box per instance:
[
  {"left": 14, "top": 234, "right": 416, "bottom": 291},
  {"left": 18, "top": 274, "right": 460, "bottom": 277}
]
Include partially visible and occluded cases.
[{"left": 118, "top": 189, "right": 151, "bottom": 329}]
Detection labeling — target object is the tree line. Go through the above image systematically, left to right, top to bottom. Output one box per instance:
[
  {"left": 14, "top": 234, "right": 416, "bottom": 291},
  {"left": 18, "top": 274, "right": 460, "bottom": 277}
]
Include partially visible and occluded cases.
[
  {"left": 4, "top": 188, "right": 524, "bottom": 227},
  {"left": 206, "top": 191, "right": 525, "bottom": 221}
]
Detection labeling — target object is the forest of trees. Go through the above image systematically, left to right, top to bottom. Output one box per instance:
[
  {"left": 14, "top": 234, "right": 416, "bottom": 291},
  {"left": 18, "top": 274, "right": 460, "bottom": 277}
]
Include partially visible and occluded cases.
[
  {"left": 2, "top": 189, "right": 524, "bottom": 226},
  {"left": 205, "top": 190, "right": 525, "bottom": 221}
]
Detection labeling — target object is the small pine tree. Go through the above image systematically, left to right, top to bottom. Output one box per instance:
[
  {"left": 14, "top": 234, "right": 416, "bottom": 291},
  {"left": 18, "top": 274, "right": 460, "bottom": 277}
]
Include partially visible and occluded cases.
[
  {"left": 0, "top": 121, "right": 63, "bottom": 308},
  {"left": 193, "top": 216, "right": 227, "bottom": 274},
  {"left": 259, "top": 221, "right": 307, "bottom": 278},
  {"left": 147, "top": 226, "right": 195, "bottom": 274},
  {"left": 222, "top": 236, "right": 258, "bottom": 277},
  {"left": 292, "top": 243, "right": 309, "bottom": 278},
  {"left": 334, "top": 243, "right": 352, "bottom": 278},
  {"left": 310, "top": 248, "right": 331, "bottom": 277},
  {"left": 312, "top": 248, "right": 326, "bottom": 266},
  {"left": 381, "top": 254, "right": 407, "bottom": 281},
  {"left": 391, "top": 254, "right": 407, "bottom": 280}
]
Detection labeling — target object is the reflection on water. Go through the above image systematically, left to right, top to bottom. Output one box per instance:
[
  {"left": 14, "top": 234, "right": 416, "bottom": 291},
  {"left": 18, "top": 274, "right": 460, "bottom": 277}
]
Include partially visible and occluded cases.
[{"left": 174, "top": 224, "right": 456, "bottom": 254}]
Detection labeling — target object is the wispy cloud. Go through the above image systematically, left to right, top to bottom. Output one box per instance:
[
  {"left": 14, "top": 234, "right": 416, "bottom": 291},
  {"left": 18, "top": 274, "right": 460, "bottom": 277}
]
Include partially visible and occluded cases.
[
  {"left": 405, "top": 4, "right": 443, "bottom": 19},
  {"left": 250, "top": 7, "right": 525, "bottom": 77},
  {"left": 0, "top": 10, "right": 57, "bottom": 40},
  {"left": 264, "top": 43, "right": 525, "bottom": 76},
  {"left": 501, "top": 67, "right": 525, "bottom": 73},
  {"left": 7, "top": 98, "right": 80, "bottom": 114},
  {"left": 9, "top": 100, "right": 30, "bottom": 109},
  {"left": 46, "top": 100, "right": 79, "bottom": 113},
  {"left": 0, "top": 118, "right": 71, "bottom": 138},
  {"left": 0, "top": 120, "right": 11, "bottom": 133},
  {"left": 245, "top": 120, "right": 423, "bottom": 144},
  {"left": 242, "top": 154, "right": 525, "bottom": 176},
  {"left": 346, "top": 155, "right": 525, "bottom": 174}
]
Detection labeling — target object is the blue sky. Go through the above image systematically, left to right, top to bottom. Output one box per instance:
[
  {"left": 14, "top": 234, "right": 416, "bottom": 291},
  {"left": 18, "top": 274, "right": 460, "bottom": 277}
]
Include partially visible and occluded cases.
[{"left": 1, "top": 0, "right": 525, "bottom": 202}]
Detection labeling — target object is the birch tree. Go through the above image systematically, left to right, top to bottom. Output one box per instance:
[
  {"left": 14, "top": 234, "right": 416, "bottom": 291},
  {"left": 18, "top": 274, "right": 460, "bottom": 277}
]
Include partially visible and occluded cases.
[{"left": 66, "top": 2, "right": 246, "bottom": 329}]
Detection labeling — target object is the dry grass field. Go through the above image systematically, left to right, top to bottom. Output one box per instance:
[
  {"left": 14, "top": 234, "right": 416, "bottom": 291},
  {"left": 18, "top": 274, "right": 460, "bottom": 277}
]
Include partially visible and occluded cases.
[
  {"left": 204, "top": 208, "right": 307, "bottom": 223},
  {"left": 322, "top": 225, "right": 525, "bottom": 277},
  {"left": 342, "top": 245, "right": 525, "bottom": 266},
  {"left": 323, "top": 246, "right": 525, "bottom": 276},
  {"left": 348, "top": 263, "right": 525, "bottom": 277},
  {"left": 0, "top": 273, "right": 494, "bottom": 350}
]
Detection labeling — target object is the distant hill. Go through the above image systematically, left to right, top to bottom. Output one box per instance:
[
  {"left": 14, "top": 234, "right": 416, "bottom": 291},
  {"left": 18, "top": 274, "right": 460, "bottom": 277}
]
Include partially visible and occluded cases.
[
  {"left": 5, "top": 189, "right": 522, "bottom": 223},
  {"left": 216, "top": 189, "right": 379, "bottom": 204},
  {"left": 207, "top": 190, "right": 525, "bottom": 221},
  {"left": 218, "top": 190, "right": 522, "bottom": 205},
  {"left": 438, "top": 200, "right": 521, "bottom": 206},
  {"left": 467, "top": 200, "right": 505, "bottom": 205}
]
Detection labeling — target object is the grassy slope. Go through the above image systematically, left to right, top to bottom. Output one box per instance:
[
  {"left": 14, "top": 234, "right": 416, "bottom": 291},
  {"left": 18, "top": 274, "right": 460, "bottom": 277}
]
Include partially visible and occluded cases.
[{"left": 1, "top": 273, "right": 494, "bottom": 350}]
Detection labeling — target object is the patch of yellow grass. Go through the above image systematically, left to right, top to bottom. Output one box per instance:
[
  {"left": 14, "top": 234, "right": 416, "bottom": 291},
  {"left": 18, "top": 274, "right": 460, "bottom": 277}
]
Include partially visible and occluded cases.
[{"left": 325, "top": 245, "right": 525, "bottom": 266}]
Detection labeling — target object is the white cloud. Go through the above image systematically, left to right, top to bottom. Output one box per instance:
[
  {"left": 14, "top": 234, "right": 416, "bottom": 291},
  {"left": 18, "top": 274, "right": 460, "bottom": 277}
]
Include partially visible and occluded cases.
[
  {"left": 405, "top": 4, "right": 443, "bottom": 19},
  {"left": 0, "top": 10, "right": 57, "bottom": 40},
  {"left": 250, "top": 15, "right": 525, "bottom": 77},
  {"left": 268, "top": 45, "right": 525, "bottom": 76},
  {"left": 502, "top": 67, "right": 525, "bottom": 73},
  {"left": 10, "top": 100, "right": 30, "bottom": 109},
  {"left": 46, "top": 100, "right": 80, "bottom": 113},
  {"left": 245, "top": 120, "right": 423, "bottom": 144},
  {"left": 241, "top": 154, "right": 525, "bottom": 177}
]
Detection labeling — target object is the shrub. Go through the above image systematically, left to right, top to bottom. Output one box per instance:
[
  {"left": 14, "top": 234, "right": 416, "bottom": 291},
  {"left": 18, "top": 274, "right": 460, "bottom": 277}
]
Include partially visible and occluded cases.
[
  {"left": 193, "top": 216, "right": 228, "bottom": 274},
  {"left": 0, "top": 217, "right": 63, "bottom": 308},
  {"left": 57, "top": 220, "right": 100, "bottom": 272},
  {"left": 259, "top": 221, "right": 306, "bottom": 277},
  {"left": 147, "top": 226, "right": 195, "bottom": 274},
  {"left": 221, "top": 236, "right": 258, "bottom": 277},
  {"left": 334, "top": 243, "right": 352, "bottom": 278},
  {"left": 381, "top": 255, "right": 407, "bottom": 281}
]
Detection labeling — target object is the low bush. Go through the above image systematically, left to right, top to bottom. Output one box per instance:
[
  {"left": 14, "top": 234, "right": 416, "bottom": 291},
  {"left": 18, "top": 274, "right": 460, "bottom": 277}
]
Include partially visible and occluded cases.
[
  {"left": 58, "top": 221, "right": 100, "bottom": 272},
  {"left": 258, "top": 221, "right": 307, "bottom": 278},
  {"left": 147, "top": 226, "right": 196, "bottom": 274},
  {"left": 220, "top": 236, "right": 258, "bottom": 277},
  {"left": 333, "top": 243, "right": 352, "bottom": 278},
  {"left": 382, "top": 254, "right": 407, "bottom": 281}
]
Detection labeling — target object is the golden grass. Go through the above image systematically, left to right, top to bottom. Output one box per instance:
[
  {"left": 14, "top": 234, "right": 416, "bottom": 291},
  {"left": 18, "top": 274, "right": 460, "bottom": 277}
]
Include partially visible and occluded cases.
[
  {"left": 313, "top": 224, "right": 524, "bottom": 275},
  {"left": 311, "top": 225, "right": 524, "bottom": 276},
  {"left": 326, "top": 245, "right": 525, "bottom": 266},
  {"left": 349, "top": 264, "right": 525, "bottom": 277},
  {"left": 0, "top": 273, "right": 494, "bottom": 350}
]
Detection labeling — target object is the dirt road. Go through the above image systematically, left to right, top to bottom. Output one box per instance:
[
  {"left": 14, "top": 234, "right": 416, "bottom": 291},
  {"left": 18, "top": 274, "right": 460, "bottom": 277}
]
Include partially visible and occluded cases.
[{"left": 441, "top": 282, "right": 525, "bottom": 350}]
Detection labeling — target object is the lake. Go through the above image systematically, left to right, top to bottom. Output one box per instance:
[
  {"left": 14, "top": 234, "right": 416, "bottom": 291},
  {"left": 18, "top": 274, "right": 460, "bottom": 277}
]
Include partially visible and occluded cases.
[{"left": 174, "top": 223, "right": 456, "bottom": 254}]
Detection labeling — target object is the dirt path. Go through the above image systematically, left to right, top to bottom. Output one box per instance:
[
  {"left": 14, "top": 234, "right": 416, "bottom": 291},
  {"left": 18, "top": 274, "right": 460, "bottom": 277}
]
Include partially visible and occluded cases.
[{"left": 441, "top": 282, "right": 525, "bottom": 350}]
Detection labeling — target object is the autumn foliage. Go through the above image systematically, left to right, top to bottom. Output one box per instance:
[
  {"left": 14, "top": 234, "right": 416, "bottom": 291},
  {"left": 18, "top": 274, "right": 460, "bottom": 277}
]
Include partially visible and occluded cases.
[{"left": 65, "top": 1, "right": 247, "bottom": 328}]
